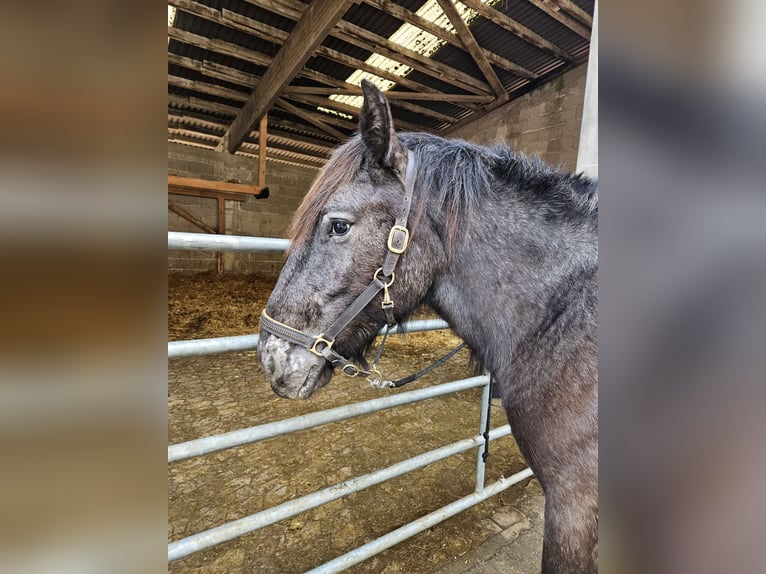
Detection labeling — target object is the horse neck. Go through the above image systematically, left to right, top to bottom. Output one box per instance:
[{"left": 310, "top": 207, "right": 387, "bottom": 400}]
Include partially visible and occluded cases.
[{"left": 423, "top": 180, "right": 597, "bottom": 373}]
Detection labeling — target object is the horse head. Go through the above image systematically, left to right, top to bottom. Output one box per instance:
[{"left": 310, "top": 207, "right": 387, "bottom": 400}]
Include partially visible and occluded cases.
[{"left": 258, "top": 81, "right": 436, "bottom": 399}]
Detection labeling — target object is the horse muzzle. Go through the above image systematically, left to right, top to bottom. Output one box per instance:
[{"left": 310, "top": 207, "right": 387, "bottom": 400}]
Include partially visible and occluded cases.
[{"left": 258, "top": 332, "right": 332, "bottom": 399}]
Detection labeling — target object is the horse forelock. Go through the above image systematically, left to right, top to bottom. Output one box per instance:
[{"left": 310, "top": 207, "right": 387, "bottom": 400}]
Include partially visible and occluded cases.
[{"left": 289, "top": 138, "right": 365, "bottom": 251}]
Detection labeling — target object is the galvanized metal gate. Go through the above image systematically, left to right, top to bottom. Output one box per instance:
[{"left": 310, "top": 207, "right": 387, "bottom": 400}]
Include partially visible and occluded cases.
[{"left": 167, "top": 231, "right": 533, "bottom": 571}]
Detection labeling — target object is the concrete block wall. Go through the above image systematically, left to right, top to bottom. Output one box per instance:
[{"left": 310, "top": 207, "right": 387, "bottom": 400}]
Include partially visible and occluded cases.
[
  {"left": 447, "top": 64, "right": 587, "bottom": 173},
  {"left": 168, "top": 142, "right": 318, "bottom": 277}
]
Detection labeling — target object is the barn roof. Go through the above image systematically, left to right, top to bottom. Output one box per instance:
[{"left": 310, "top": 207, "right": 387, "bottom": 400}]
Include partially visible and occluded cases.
[{"left": 168, "top": 0, "right": 593, "bottom": 169}]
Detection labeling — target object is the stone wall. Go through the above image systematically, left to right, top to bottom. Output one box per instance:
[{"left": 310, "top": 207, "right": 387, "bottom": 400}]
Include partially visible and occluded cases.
[
  {"left": 447, "top": 64, "right": 587, "bottom": 172},
  {"left": 168, "top": 143, "right": 318, "bottom": 277}
]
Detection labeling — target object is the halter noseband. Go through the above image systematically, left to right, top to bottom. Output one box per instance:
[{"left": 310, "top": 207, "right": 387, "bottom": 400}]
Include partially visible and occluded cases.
[{"left": 260, "top": 150, "right": 417, "bottom": 383}]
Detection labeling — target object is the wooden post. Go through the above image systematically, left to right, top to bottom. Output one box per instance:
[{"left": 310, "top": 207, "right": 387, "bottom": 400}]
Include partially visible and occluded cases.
[
  {"left": 259, "top": 114, "right": 268, "bottom": 188},
  {"left": 217, "top": 196, "right": 225, "bottom": 274}
]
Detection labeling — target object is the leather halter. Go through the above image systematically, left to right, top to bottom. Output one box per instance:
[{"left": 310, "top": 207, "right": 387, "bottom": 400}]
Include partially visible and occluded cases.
[{"left": 260, "top": 150, "right": 417, "bottom": 380}]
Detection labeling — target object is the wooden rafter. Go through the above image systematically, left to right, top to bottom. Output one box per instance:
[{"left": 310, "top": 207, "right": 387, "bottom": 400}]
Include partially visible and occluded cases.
[
  {"left": 168, "top": 0, "right": 593, "bottom": 161},
  {"left": 172, "top": 0, "right": 482, "bottom": 112},
  {"left": 217, "top": 0, "right": 355, "bottom": 153},
  {"left": 245, "top": 0, "right": 490, "bottom": 102},
  {"left": 362, "top": 0, "right": 537, "bottom": 79},
  {"left": 434, "top": 0, "right": 506, "bottom": 99},
  {"left": 459, "top": 0, "right": 574, "bottom": 62},
  {"left": 527, "top": 0, "right": 590, "bottom": 40},
  {"left": 553, "top": 0, "right": 593, "bottom": 27},
  {"left": 333, "top": 20, "right": 493, "bottom": 96},
  {"left": 172, "top": 47, "right": 464, "bottom": 127},
  {"left": 168, "top": 74, "right": 248, "bottom": 103},
  {"left": 281, "top": 87, "right": 495, "bottom": 103},
  {"left": 168, "top": 92, "right": 341, "bottom": 147},
  {"left": 283, "top": 93, "right": 435, "bottom": 132},
  {"left": 275, "top": 98, "right": 348, "bottom": 141},
  {"left": 277, "top": 98, "right": 358, "bottom": 133},
  {"left": 168, "top": 122, "right": 330, "bottom": 166}
]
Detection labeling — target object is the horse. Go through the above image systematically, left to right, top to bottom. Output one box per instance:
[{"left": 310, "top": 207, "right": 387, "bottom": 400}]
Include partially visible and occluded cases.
[{"left": 258, "top": 79, "right": 598, "bottom": 573}]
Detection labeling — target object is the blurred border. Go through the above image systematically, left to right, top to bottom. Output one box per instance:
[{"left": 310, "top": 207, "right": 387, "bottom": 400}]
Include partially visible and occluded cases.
[
  {"left": 0, "top": 1, "right": 764, "bottom": 573},
  {"left": 600, "top": 1, "right": 766, "bottom": 573},
  {"left": 0, "top": 2, "right": 168, "bottom": 572}
]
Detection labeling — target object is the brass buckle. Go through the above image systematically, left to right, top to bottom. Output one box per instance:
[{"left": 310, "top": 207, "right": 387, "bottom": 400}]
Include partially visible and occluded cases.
[
  {"left": 387, "top": 225, "right": 409, "bottom": 254},
  {"left": 309, "top": 335, "right": 333, "bottom": 357}
]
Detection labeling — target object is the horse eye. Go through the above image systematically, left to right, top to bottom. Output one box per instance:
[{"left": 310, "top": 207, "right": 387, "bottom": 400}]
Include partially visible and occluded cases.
[{"left": 330, "top": 220, "right": 351, "bottom": 236}]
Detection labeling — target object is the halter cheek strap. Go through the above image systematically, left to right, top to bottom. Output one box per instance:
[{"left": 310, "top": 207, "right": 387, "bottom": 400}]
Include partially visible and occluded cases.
[{"left": 260, "top": 150, "right": 417, "bottom": 382}]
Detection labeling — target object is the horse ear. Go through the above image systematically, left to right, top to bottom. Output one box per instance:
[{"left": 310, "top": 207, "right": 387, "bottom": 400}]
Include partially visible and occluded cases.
[{"left": 359, "top": 79, "right": 407, "bottom": 175}]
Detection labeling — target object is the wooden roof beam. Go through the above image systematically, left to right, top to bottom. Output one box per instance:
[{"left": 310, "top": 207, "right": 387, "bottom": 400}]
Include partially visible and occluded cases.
[
  {"left": 177, "top": 0, "right": 482, "bottom": 111},
  {"left": 217, "top": 0, "right": 355, "bottom": 153},
  {"left": 254, "top": 0, "right": 490, "bottom": 101},
  {"left": 362, "top": 0, "right": 537, "bottom": 79},
  {"left": 434, "top": 0, "right": 506, "bottom": 100},
  {"left": 459, "top": 0, "right": 574, "bottom": 62},
  {"left": 527, "top": 0, "right": 590, "bottom": 40},
  {"left": 553, "top": 0, "right": 593, "bottom": 27},
  {"left": 175, "top": 1, "right": 427, "bottom": 96},
  {"left": 333, "top": 20, "right": 493, "bottom": 96},
  {"left": 170, "top": 45, "right": 462, "bottom": 129},
  {"left": 168, "top": 74, "right": 249, "bottom": 103},
  {"left": 282, "top": 86, "right": 494, "bottom": 102},
  {"left": 283, "top": 93, "right": 436, "bottom": 133},
  {"left": 169, "top": 94, "right": 342, "bottom": 146},
  {"left": 275, "top": 98, "right": 349, "bottom": 141},
  {"left": 168, "top": 103, "right": 334, "bottom": 157},
  {"left": 168, "top": 118, "right": 332, "bottom": 162}
]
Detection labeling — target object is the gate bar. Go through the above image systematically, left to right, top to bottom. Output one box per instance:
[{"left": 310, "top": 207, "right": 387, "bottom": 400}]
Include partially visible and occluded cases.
[
  {"left": 168, "top": 231, "right": 290, "bottom": 252},
  {"left": 168, "top": 318, "right": 451, "bottom": 359},
  {"left": 169, "top": 375, "right": 488, "bottom": 463},
  {"left": 168, "top": 424, "right": 513, "bottom": 561},
  {"left": 306, "top": 467, "right": 535, "bottom": 574}
]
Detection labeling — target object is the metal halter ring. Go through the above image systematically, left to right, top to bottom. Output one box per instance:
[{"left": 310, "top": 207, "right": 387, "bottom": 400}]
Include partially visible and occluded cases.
[
  {"left": 373, "top": 268, "right": 395, "bottom": 287},
  {"left": 341, "top": 364, "right": 360, "bottom": 377}
]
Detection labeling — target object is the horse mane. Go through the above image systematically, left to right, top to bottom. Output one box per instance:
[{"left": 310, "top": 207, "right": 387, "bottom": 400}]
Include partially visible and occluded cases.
[
  {"left": 289, "top": 132, "right": 597, "bottom": 250},
  {"left": 400, "top": 133, "right": 597, "bottom": 245}
]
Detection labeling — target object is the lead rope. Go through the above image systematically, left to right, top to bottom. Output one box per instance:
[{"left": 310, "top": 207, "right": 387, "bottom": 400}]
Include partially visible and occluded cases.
[
  {"left": 365, "top": 325, "right": 391, "bottom": 388},
  {"left": 389, "top": 342, "right": 466, "bottom": 388},
  {"left": 482, "top": 374, "right": 494, "bottom": 462}
]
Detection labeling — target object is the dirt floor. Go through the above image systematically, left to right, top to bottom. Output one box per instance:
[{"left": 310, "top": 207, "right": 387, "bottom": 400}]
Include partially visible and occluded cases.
[{"left": 168, "top": 273, "right": 536, "bottom": 573}]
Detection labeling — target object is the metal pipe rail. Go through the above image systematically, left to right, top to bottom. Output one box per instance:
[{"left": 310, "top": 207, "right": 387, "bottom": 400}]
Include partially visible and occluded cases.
[
  {"left": 168, "top": 231, "right": 289, "bottom": 252},
  {"left": 168, "top": 318, "right": 451, "bottom": 359},
  {"left": 169, "top": 375, "right": 489, "bottom": 463},
  {"left": 169, "top": 423, "right": 513, "bottom": 561},
  {"left": 307, "top": 467, "right": 535, "bottom": 574}
]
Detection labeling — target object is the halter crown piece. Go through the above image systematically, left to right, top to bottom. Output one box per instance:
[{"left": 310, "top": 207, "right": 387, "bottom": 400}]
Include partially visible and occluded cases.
[{"left": 260, "top": 151, "right": 417, "bottom": 387}]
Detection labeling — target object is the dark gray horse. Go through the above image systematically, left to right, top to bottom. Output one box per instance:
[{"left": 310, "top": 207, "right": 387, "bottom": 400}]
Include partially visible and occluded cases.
[{"left": 259, "top": 80, "right": 598, "bottom": 573}]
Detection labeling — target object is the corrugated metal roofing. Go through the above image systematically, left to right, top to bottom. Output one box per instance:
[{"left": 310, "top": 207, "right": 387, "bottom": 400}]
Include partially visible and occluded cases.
[{"left": 168, "top": 0, "right": 594, "bottom": 169}]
